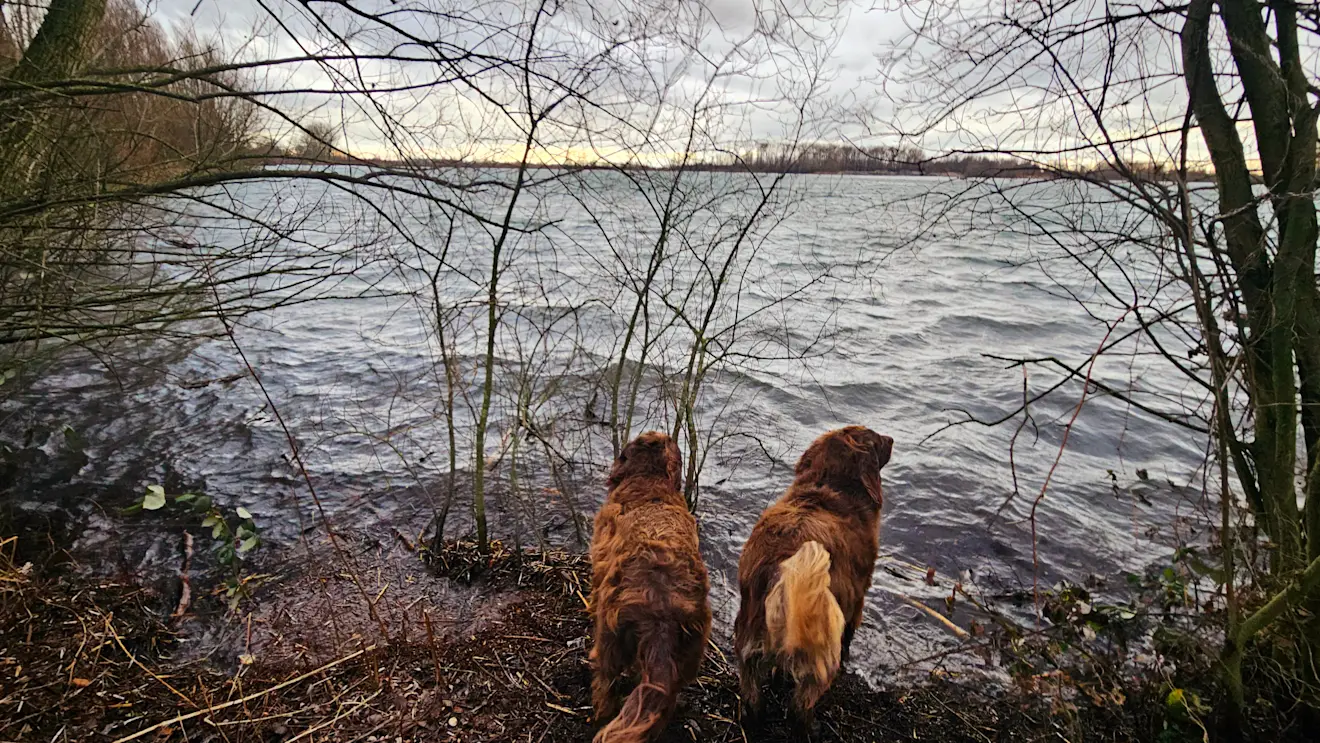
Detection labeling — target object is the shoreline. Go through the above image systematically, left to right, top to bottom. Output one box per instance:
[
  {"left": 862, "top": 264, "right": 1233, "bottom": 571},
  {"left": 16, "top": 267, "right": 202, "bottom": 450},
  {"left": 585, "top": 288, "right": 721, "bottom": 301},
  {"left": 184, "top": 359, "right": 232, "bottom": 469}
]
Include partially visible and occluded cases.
[
  {"left": 251, "top": 156, "right": 1219, "bottom": 183},
  {"left": 2, "top": 538, "right": 1171, "bottom": 742}
]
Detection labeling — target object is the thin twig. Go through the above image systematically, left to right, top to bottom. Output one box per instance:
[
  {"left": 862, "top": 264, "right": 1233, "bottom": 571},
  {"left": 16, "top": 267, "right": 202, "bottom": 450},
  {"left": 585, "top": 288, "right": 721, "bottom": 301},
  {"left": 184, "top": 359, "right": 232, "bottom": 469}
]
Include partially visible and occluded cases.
[
  {"left": 1028, "top": 308, "right": 1132, "bottom": 621},
  {"left": 109, "top": 646, "right": 375, "bottom": 743}
]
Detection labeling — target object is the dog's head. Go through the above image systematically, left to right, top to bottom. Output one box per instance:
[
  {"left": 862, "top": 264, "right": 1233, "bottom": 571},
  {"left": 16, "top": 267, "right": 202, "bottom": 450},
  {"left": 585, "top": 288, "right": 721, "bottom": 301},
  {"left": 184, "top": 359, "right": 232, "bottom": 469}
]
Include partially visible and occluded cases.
[
  {"left": 794, "top": 425, "right": 893, "bottom": 507},
  {"left": 607, "top": 431, "right": 684, "bottom": 493}
]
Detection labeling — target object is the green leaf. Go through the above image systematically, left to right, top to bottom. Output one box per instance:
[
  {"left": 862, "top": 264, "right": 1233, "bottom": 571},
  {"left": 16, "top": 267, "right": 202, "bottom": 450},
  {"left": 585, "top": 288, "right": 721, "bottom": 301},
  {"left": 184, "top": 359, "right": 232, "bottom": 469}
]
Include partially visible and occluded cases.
[
  {"left": 62, "top": 425, "right": 87, "bottom": 453},
  {"left": 143, "top": 485, "right": 167, "bottom": 511},
  {"left": 175, "top": 493, "right": 196, "bottom": 504},
  {"left": 193, "top": 495, "right": 212, "bottom": 513},
  {"left": 236, "top": 507, "right": 252, "bottom": 520},
  {"left": 211, "top": 520, "right": 225, "bottom": 539},
  {"left": 238, "top": 535, "right": 259, "bottom": 554}
]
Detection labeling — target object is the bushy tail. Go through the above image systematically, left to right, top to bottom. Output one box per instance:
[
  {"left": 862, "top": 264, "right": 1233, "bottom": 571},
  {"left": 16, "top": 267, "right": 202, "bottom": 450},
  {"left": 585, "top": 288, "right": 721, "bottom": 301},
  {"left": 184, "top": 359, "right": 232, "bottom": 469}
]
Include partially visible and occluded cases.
[
  {"left": 765, "top": 541, "right": 845, "bottom": 700},
  {"left": 593, "top": 623, "right": 680, "bottom": 743}
]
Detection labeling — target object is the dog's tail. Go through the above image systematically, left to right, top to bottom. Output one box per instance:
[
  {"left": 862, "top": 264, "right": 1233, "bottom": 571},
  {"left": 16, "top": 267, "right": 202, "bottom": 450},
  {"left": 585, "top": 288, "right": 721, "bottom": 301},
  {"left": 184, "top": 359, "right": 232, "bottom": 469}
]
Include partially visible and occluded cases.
[
  {"left": 765, "top": 541, "right": 845, "bottom": 702},
  {"left": 593, "top": 622, "right": 681, "bottom": 743}
]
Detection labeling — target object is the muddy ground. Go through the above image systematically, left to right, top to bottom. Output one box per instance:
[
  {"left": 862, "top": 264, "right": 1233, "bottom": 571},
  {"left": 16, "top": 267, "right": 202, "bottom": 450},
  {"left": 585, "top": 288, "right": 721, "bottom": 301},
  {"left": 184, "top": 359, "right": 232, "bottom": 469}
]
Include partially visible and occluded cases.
[
  {"left": 0, "top": 532, "right": 1188, "bottom": 743},
  {"left": 2, "top": 535, "right": 1166, "bottom": 743}
]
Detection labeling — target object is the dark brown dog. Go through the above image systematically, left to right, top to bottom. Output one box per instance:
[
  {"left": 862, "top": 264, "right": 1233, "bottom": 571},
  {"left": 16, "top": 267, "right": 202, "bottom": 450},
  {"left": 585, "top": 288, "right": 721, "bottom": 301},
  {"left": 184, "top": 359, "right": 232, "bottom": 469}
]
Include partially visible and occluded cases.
[
  {"left": 734, "top": 425, "right": 893, "bottom": 728},
  {"left": 589, "top": 431, "right": 711, "bottom": 743}
]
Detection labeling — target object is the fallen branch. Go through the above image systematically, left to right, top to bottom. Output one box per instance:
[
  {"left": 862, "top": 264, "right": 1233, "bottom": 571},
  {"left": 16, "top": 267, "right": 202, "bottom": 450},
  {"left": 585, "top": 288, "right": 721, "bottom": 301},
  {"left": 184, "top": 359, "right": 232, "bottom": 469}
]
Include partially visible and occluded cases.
[
  {"left": 171, "top": 532, "right": 193, "bottom": 621},
  {"left": 880, "top": 588, "right": 970, "bottom": 639},
  {"left": 110, "top": 645, "right": 376, "bottom": 743},
  {"left": 284, "top": 689, "right": 383, "bottom": 743}
]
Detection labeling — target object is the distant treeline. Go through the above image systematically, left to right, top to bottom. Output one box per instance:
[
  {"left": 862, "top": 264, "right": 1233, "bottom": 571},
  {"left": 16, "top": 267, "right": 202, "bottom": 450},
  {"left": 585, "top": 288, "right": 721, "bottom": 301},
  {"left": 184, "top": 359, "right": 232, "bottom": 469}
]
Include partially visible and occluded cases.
[
  {"left": 0, "top": 1, "right": 1216, "bottom": 183},
  {"left": 325, "top": 142, "right": 1216, "bottom": 181},
  {"left": 703, "top": 142, "right": 1217, "bottom": 181},
  {"left": 711, "top": 143, "right": 982, "bottom": 175}
]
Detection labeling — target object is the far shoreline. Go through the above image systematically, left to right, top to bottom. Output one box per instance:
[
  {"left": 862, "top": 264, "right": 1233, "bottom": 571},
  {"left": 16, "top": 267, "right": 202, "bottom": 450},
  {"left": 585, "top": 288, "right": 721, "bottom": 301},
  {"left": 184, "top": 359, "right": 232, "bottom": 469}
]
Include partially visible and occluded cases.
[{"left": 254, "top": 155, "right": 1220, "bottom": 184}]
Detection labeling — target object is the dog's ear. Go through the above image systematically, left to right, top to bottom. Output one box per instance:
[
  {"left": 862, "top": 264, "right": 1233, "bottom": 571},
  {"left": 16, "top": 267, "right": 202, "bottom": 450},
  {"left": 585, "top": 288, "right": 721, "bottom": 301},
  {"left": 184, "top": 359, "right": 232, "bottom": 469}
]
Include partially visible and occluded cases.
[
  {"left": 859, "top": 431, "right": 892, "bottom": 507},
  {"left": 873, "top": 434, "right": 893, "bottom": 470},
  {"left": 665, "top": 437, "right": 684, "bottom": 494},
  {"left": 607, "top": 440, "right": 635, "bottom": 489}
]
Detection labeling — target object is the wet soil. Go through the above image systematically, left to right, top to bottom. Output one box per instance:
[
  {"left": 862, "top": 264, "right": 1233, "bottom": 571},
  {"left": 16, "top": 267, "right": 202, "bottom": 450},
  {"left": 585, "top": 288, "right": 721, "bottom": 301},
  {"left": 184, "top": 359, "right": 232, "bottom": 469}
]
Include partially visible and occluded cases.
[{"left": 0, "top": 536, "right": 1175, "bottom": 743}]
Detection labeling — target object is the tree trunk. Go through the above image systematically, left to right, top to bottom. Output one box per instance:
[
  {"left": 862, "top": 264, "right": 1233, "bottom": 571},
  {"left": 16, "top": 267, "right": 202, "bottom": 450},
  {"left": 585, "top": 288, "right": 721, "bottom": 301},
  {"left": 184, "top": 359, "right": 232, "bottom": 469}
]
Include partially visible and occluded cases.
[
  {"left": 1, "top": 0, "right": 109, "bottom": 185},
  {"left": 8, "top": 0, "right": 107, "bottom": 85},
  {"left": 1182, "top": 0, "right": 1305, "bottom": 570},
  {"left": 1185, "top": 0, "right": 1320, "bottom": 724}
]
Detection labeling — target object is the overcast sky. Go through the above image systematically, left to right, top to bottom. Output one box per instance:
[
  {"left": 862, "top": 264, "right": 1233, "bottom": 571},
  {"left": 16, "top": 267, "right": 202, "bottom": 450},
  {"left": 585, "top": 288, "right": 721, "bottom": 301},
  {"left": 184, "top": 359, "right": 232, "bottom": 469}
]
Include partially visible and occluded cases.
[
  {"left": 132, "top": 0, "right": 927, "bottom": 160},
  {"left": 133, "top": 0, "right": 1303, "bottom": 165}
]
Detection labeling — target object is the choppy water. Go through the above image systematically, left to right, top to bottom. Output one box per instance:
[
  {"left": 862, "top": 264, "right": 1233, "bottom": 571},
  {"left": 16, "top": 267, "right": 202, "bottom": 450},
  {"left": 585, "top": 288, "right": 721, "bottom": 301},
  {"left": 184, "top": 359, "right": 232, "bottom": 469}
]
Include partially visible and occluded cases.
[{"left": 1, "top": 170, "right": 1210, "bottom": 676}]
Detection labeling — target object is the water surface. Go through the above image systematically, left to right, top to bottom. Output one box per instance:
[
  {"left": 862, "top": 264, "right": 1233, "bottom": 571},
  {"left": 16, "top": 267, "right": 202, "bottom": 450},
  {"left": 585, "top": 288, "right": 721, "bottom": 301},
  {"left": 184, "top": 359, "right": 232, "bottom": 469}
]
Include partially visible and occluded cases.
[{"left": 1, "top": 172, "right": 1210, "bottom": 676}]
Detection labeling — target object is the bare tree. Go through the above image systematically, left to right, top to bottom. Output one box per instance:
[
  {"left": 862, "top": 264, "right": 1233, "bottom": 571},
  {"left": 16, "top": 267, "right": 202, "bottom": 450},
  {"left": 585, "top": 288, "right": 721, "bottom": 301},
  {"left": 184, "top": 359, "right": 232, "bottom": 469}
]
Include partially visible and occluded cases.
[
  {"left": 1, "top": 0, "right": 856, "bottom": 632},
  {"left": 340, "top": 0, "right": 857, "bottom": 549},
  {"left": 873, "top": 0, "right": 1319, "bottom": 731},
  {"left": 293, "top": 121, "right": 338, "bottom": 161}
]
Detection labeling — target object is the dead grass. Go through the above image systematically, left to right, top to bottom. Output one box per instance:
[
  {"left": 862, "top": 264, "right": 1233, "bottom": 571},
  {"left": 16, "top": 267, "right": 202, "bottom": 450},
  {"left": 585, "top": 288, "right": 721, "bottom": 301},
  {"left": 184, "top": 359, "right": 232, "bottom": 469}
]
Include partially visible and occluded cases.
[{"left": 1, "top": 536, "right": 1165, "bottom": 743}]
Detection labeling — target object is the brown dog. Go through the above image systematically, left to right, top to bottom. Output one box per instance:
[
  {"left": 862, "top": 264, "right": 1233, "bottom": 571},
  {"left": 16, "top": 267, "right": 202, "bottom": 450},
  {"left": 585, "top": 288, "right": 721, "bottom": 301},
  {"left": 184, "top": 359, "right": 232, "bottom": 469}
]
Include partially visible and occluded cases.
[
  {"left": 734, "top": 425, "right": 893, "bottom": 728},
  {"left": 589, "top": 431, "right": 711, "bottom": 743}
]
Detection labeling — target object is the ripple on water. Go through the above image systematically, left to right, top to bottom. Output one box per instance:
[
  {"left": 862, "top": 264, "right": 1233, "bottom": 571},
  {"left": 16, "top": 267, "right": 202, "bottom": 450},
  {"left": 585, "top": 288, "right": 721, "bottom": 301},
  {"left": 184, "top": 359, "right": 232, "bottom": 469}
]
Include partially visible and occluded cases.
[{"left": 2, "top": 174, "right": 1208, "bottom": 676}]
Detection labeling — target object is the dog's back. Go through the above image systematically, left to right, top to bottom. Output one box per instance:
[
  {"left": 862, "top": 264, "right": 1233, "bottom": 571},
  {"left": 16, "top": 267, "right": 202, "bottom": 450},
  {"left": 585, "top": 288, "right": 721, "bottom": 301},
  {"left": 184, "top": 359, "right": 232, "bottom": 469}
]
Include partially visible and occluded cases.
[
  {"left": 734, "top": 426, "right": 892, "bottom": 726},
  {"left": 590, "top": 433, "right": 710, "bottom": 743},
  {"left": 737, "top": 483, "right": 881, "bottom": 638},
  {"left": 734, "top": 486, "right": 878, "bottom": 710},
  {"left": 592, "top": 500, "right": 708, "bottom": 633}
]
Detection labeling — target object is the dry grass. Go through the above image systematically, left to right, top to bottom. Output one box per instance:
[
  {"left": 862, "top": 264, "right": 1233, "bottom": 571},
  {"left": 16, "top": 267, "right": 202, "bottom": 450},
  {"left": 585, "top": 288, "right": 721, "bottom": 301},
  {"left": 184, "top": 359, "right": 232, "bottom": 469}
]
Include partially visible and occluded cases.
[{"left": 1, "top": 536, "right": 1166, "bottom": 743}]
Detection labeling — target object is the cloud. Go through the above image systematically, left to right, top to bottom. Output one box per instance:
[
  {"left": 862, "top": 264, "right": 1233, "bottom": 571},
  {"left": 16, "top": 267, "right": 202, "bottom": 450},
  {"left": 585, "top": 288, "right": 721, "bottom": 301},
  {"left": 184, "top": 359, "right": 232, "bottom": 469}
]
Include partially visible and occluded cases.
[
  {"left": 133, "top": 0, "right": 915, "bottom": 159},
  {"left": 139, "top": 0, "right": 1251, "bottom": 165}
]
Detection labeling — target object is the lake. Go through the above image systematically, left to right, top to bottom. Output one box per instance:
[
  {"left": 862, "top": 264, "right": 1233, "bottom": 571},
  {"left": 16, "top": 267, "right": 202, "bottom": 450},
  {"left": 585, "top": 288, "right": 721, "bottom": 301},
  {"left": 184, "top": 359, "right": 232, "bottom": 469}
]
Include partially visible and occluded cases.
[{"left": 1, "top": 170, "right": 1210, "bottom": 677}]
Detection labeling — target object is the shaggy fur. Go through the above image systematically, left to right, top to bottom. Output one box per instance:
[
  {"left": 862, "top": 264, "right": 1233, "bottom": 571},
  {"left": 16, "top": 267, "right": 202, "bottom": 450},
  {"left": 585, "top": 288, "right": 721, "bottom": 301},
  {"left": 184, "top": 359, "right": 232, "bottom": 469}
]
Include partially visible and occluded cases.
[
  {"left": 734, "top": 425, "right": 894, "bottom": 728},
  {"left": 589, "top": 431, "right": 712, "bottom": 743}
]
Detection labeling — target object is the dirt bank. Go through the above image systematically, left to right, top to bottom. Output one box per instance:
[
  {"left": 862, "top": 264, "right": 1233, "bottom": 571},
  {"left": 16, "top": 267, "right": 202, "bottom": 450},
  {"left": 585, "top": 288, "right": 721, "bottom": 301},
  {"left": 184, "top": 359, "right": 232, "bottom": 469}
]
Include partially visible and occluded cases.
[{"left": 0, "top": 537, "right": 1181, "bottom": 742}]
